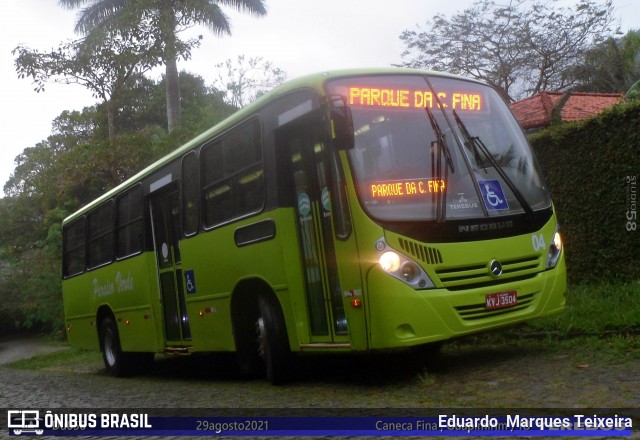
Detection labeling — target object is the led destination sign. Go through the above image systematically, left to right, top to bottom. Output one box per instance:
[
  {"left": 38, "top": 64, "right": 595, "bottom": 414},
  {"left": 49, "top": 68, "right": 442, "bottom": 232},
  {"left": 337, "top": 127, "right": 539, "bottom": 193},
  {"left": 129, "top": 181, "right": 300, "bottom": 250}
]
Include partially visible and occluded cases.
[
  {"left": 349, "top": 87, "right": 482, "bottom": 110},
  {"left": 370, "top": 179, "right": 446, "bottom": 199}
]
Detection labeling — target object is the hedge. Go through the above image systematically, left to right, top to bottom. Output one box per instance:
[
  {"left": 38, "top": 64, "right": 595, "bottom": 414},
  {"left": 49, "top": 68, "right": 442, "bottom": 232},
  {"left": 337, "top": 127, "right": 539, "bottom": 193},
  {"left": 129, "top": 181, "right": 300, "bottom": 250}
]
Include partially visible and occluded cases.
[{"left": 530, "top": 100, "right": 640, "bottom": 284}]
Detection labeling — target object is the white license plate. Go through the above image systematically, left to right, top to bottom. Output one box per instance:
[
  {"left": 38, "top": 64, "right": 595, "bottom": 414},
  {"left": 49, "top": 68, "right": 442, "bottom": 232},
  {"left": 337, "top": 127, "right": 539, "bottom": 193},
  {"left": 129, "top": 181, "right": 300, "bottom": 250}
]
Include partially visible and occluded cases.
[{"left": 485, "top": 290, "right": 518, "bottom": 310}]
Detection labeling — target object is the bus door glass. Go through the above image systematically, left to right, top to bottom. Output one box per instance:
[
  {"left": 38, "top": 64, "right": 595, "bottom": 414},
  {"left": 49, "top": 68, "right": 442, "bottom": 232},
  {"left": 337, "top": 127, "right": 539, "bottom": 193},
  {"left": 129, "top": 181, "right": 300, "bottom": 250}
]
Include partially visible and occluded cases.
[
  {"left": 277, "top": 111, "right": 364, "bottom": 345},
  {"left": 149, "top": 187, "right": 192, "bottom": 343}
]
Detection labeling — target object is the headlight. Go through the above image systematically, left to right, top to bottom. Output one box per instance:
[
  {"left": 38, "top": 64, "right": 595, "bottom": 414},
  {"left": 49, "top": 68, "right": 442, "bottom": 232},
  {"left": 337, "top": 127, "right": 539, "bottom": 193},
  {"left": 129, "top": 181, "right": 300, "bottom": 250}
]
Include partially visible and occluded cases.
[
  {"left": 546, "top": 229, "right": 563, "bottom": 269},
  {"left": 376, "top": 238, "right": 435, "bottom": 289},
  {"left": 379, "top": 251, "right": 401, "bottom": 272},
  {"left": 401, "top": 262, "right": 418, "bottom": 282}
]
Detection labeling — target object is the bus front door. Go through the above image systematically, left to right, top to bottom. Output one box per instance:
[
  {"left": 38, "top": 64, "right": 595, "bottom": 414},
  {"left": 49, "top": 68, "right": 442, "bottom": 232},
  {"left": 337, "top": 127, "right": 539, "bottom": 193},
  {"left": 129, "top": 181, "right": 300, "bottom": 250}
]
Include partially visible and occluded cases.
[
  {"left": 278, "top": 112, "right": 366, "bottom": 348},
  {"left": 150, "top": 187, "right": 192, "bottom": 346}
]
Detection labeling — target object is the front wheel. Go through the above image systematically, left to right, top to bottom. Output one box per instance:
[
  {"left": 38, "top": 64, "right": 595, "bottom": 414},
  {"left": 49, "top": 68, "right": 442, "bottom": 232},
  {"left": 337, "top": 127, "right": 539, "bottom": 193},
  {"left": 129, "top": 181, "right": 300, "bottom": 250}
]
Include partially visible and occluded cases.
[{"left": 256, "top": 295, "right": 292, "bottom": 385}]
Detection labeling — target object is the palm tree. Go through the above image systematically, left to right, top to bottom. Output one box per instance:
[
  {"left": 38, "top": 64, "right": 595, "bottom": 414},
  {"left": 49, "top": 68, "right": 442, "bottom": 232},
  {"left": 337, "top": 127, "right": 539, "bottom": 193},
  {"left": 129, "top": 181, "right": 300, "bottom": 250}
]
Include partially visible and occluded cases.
[{"left": 59, "top": 0, "right": 267, "bottom": 132}]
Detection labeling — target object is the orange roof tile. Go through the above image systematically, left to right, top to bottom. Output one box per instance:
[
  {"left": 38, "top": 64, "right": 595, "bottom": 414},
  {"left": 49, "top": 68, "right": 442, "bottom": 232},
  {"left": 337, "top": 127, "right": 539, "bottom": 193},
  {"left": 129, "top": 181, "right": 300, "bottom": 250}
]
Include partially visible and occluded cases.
[{"left": 510, "top": 92, "right": 623, "bottom": 130}]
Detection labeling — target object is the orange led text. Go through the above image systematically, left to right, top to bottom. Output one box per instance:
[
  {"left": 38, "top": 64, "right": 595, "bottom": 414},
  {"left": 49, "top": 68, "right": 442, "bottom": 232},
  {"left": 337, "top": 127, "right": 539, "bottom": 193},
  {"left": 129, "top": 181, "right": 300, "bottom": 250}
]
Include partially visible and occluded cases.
[
  {"left": 349, "top": 87, "right": 482, "bottom": 111},
  {"left": 370, "top": 179, "right": 446, "bottom": 198}
]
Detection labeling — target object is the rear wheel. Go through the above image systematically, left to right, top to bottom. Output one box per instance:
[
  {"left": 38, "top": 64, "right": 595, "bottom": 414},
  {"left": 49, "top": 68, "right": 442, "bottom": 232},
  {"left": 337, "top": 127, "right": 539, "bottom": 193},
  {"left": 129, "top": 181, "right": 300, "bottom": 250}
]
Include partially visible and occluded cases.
[
  {"left": 256, "top": 294, "right": 292, "bottom": 385},
  {"left": 100, "top": 317, "right": 151, "bottom": 377}
]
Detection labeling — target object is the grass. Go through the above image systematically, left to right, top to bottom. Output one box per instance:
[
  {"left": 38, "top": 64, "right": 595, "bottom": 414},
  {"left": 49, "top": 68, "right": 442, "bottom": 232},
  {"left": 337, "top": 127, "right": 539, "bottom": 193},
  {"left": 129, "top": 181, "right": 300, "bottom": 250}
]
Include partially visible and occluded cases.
[
  {"left": 450, "top": 281, "right": 640, "bottom": 364},
  {"left": 525, "top": 281, "right": 640, "bottom": 336},
  {"left": 7, "top": 346, "right": 101, "bottom": 371}
]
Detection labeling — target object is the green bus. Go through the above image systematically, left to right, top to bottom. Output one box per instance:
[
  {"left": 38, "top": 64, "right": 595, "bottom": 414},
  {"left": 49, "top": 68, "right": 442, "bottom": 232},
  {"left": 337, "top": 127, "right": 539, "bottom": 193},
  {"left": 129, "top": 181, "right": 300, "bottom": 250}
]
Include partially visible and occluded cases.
[{"left": 62, "top": 68, "right": 566, "bottom": 384}]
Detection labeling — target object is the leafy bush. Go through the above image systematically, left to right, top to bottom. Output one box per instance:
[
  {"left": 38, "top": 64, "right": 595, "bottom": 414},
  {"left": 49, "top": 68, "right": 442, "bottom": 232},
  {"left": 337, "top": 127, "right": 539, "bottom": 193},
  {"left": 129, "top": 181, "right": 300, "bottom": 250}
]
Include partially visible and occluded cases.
[{"left": 530, "top": 100, "right": 640, "bottom": 283}]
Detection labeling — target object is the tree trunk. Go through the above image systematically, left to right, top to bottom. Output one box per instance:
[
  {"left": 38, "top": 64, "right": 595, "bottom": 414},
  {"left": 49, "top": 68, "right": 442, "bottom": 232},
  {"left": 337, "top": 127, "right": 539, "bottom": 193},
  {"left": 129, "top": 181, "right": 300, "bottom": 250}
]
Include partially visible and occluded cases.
[
  {"left": 160, "top": 1, "right": 181, "bottom": 132},
  {"left": 165, "top": 56, "right": 181, "bottom": 132},
  {"left": 105, "top": 99, "right": 116, "bottom": 145}
]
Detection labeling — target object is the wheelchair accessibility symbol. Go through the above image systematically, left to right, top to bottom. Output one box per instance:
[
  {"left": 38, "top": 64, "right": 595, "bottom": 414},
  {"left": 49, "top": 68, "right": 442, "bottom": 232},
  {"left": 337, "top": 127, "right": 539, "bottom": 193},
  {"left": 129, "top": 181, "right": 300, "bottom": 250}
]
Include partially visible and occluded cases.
[
  {"left": 479, "top": 179, "right": 509, "bottom": 211},
  {"left": 185, "top": 270, "right": 196, "bottom": 294}
]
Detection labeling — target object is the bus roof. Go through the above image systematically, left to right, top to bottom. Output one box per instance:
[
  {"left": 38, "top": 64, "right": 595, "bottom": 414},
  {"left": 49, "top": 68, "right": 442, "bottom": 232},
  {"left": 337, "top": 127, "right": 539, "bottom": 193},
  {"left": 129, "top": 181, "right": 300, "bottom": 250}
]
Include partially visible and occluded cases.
[{"left": 62, "top": 67, "right": 482, "bottom": 224}]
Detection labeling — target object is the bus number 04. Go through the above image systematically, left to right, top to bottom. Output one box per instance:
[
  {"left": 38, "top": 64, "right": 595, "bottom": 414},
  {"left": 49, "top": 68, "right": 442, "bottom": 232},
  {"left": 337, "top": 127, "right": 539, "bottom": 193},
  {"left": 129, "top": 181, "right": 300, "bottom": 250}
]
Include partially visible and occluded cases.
[{"left": 531, "top": 233, "right": 545, "bottom": 252}]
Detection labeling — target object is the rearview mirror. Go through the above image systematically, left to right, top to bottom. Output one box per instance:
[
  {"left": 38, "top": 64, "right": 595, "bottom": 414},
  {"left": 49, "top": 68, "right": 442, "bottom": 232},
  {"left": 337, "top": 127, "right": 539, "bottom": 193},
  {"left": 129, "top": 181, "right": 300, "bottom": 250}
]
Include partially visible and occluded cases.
[{"left": 327, "top": 95, "right": 354, "bottom": 150}]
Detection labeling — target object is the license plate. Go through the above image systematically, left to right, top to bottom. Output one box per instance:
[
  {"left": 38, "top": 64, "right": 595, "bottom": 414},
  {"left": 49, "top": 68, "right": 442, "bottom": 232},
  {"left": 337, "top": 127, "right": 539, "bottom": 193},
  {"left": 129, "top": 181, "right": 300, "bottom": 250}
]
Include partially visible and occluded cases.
[{"left": 485, "top": 290, "right": 518, "bottom": 310}]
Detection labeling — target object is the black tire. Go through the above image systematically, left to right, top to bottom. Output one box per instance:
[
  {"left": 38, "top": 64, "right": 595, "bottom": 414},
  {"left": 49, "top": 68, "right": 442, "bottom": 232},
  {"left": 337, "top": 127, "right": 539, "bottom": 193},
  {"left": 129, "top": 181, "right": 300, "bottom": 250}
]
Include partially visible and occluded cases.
[
  {"left": 256, "top": 294, "right": 292, "bottom": 385},
  {"left": 233, "top": 297, "right": 263, "bottom": 378},
  {"left": 100, "top": 316, "right": 143, "bottom": 377},
  {"left": 236, "top": 330, "right": 263, "bottom": 379}
]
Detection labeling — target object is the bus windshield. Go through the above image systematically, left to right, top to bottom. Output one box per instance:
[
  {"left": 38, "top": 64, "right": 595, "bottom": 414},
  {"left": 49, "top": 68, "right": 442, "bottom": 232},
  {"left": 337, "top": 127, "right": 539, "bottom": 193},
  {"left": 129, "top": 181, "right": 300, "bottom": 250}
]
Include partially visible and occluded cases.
[{"left": 326, "top": 75, "right": 551, "bottom": 221}]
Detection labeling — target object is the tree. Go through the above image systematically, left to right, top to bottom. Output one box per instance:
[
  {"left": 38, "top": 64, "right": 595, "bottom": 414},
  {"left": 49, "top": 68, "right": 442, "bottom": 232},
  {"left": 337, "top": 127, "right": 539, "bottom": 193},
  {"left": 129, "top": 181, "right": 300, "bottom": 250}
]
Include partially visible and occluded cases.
[
  {"left": 59, "top": 0, "right": 267, "bottom": 131},
  {"left": 398, "top": 0, "right": 618, "bottom": 101},
  {"left": 12, "top": 26, "right": 178, "bottom": 143},
  {"left": 571, "top": 30, "right": 640, "bottom": 93},
  {"left": 213, "top": 55, "right": 286, "bottom": 108},
  {"left": 0, "top": 71, "right": 233, "bottom": 335},
  {"left": 628, "top": 79, "right": 640, "bottom": 99}
]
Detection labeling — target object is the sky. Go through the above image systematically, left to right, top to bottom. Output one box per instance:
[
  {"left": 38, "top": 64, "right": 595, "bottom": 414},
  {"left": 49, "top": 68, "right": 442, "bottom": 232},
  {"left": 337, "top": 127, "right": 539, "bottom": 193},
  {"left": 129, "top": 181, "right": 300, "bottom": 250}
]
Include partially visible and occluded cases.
[{"left": 1, "top": 0, "right": 639, "bottom": 192}]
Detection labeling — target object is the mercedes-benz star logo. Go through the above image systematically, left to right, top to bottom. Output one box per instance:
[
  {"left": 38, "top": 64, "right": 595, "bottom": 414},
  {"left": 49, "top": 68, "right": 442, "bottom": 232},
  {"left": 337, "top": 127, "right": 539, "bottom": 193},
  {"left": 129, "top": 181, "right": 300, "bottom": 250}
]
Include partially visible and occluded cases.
[{"left": 489, "top": 259, "right": 503, "bottom": 277}]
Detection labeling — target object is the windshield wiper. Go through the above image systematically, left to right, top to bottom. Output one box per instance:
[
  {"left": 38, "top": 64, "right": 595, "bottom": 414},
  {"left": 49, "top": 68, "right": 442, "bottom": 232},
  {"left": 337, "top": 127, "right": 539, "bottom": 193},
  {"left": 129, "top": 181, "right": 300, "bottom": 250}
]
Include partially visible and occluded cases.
[
  {"left": 425, "top": 106, "right": 454, "bottom": 221},
  {"left": 452, "top": 110, "right": 534, "bottom": 218}
]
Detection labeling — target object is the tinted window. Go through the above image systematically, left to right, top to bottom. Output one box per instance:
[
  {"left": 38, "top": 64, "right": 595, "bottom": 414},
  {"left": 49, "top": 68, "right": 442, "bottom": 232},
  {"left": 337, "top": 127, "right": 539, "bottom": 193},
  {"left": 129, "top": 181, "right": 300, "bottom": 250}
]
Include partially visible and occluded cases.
[
  {"left": 201, "top": 119, "right": 263, "bottom": 227},
  {"left": 116, "top": 186, "right": 143, "bottom": 258},
  {"left": 88, "top": 202, "right": 114, "bottom": 268},
  {"left": 63, "top": 217, "right": 86, "bottom": 277}
]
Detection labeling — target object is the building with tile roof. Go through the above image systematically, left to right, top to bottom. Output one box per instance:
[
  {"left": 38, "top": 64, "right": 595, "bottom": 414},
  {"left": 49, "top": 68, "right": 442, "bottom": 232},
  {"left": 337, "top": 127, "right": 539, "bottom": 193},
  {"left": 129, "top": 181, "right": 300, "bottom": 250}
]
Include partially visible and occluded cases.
[{"left": 510, "top": 91, "right": 623, "bottom": 130}]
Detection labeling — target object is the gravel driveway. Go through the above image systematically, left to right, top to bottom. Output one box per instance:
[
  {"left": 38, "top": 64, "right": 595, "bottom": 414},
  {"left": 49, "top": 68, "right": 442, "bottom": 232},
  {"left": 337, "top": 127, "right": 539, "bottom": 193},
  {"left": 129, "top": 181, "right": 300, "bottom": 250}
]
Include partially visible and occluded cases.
[
  {"left": 0, "top": 336, "right": 638, "bottom": 438},
  {"left": 0, "top": 336, "right": 69, "bottom": 365}
]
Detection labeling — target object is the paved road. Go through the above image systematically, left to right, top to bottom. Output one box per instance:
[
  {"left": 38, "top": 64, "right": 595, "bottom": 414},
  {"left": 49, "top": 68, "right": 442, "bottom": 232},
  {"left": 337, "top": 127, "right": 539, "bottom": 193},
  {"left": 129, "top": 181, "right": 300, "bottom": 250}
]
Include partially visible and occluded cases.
[
  {"left": 0, "top": 337, "right": 639, "bottom": 438},
  {"left": 0, "top": 337, "right": 69, "bottom": 366},
  {"left": 1, "top": 340, "right": 639, "bottom": 408}
]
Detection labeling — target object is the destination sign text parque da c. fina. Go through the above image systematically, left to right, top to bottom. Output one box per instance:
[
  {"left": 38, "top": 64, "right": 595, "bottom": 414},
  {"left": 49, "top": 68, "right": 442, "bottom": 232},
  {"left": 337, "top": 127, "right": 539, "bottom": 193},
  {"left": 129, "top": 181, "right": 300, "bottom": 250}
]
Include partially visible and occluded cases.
[{"left": 348, "top": 87, "right": 482, "bottom": 110}]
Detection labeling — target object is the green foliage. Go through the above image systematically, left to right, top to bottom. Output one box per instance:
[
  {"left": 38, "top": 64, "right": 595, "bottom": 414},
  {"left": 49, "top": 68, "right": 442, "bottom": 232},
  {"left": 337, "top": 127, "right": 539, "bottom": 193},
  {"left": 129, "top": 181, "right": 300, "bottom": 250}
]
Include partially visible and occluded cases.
[
  {"left": 59, "top": 0, "right": 267, "bottom": 131},
  {"left": 572, "top": 30, "right": 640, "bottom": 93},
  {"left": 0, "top": 72, "right": 232, "bottom": 336},
  {"left": 160, "top": 72, "right": 237, "bottom": 135},
  {"left": 626, "top": 78, "right": 640, "bottom": 99},
  {"left": 530, "top": 100, "right": 640, "bottom": 283}
]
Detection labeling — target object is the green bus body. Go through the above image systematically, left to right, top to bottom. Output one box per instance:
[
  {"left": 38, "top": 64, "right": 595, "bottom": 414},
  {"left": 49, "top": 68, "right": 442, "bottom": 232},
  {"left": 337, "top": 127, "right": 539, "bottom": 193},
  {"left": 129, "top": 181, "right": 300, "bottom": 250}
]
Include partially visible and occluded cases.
[{"left": 62, "top": 68, "right": 566, "bottom": 383}]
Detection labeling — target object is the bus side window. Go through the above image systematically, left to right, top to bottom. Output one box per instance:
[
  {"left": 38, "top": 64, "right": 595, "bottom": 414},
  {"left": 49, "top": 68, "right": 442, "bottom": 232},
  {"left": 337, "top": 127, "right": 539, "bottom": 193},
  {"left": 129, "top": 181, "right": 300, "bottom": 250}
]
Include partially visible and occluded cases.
[
  {"left": 201, "top": 118, "right": 263, "bottom": 228},
  {"left": 201, "top": 141, "right": 227, "bottom": 226},
  {"left": 182, "top": 152, "right": 199, "bottom": 236},
  {"left": 116, "top": 185, "right": 143, "bottom": 259},
  {"left": 87, "top": 202, "right": 114, "bottom": 269},
  {"left": 63, "top": 217, "right": 86, "bottom": 277}
]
